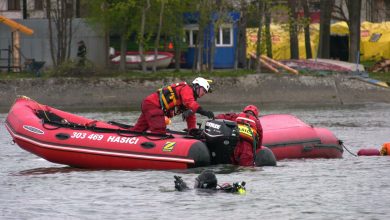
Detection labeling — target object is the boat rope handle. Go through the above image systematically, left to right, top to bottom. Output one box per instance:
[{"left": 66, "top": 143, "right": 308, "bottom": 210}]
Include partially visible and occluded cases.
[{"left": 42, "top": 122, "right": 62, "bottom": 130}]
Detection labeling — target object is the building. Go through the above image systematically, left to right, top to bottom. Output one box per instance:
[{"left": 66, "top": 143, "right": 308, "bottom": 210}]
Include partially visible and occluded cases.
[
  {"left": 0, "top": 0, "right": 103, "bottom": 71},
  {"left": 0, "top": 0, "right": 83, "bottom": 19},
  {"left": 183, "top": 12, "right": 240, "bottom": 69}
]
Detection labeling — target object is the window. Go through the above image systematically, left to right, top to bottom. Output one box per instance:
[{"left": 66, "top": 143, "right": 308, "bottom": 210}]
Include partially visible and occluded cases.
[
  {"left": 8, "top": 0, "right": 21, "bottom": 10},
  {"left": 34, "top": 0, "right": 43, "bottom": 10},
  {"left": 215, "top": 25, "right": 233, "bottom": 47},
  {"left": 184, "top": 27, "right": 199, "bottom": 47}
]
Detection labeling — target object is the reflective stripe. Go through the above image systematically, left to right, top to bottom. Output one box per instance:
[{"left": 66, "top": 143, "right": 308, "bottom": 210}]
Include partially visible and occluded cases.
[
  {"left": 158, "top": 82, "right": 186, "bottom": 111},
  {"left": 167, "top": 86, "right": 177, "bottom": 106},
  {"left": 161, "top": 88, "right": 170, "bottom": 109},
  {"left": 236, "top": 116, "right": 256, "bottom": 124},
  {"left": 237, "top": 124, "right": 257, "bottom": 142},
  {"left": 238, "top": 124, "right": 253, "bottom": 137}
]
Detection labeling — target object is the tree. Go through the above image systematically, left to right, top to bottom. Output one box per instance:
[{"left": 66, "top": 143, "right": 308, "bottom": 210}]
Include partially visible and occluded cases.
[
  {"left": 45, "top": 0, "right": 74, "bottom": 67},
  {"left": 85, "top": 0, "right": 112, "bottom": 68},
  {"left": 86, "top": 0, "right": 137, "bottom": 71},
  {"left": 138, "top": 0, "right": 151, "bottom": 72},
  {"left": 152, "top": 0, "right": 165, "bottom": 73},
  {"left": 164, "top": 0, "right": 189, "bottom": 71},
  {"left": 191, "top": 0, "right": 212, "bottom": 72},
  {"left": 210, "top": 0, "right": 232, "bottom": 72},
  {"left": 235, "top": 0, "right": 249, "bottom": 69},
  {"left": 255, "top": 0, "right": 265, "bottom": 72},
  {"left": 288, "top": 0, "right": 299, "bottom": 59},
  {"left": 302, "top": 0, "right": 312, "bottom": 59},
  {"left": 317, "top": 0, "right": 334, "bottom": 59},
  {"left": 332, "top": 0, "right": 362, "bottom": 63},
  {"left": 347, "top": 0, "right": 361, "bottom": 63},
  {"left": 264, "top": 1, "right": 272, "bottom": 59}
]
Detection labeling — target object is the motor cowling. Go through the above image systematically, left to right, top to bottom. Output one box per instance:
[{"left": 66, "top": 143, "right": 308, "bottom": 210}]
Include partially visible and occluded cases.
[{"left": 203, "top": 119, "right": 239, "bottom": 164}]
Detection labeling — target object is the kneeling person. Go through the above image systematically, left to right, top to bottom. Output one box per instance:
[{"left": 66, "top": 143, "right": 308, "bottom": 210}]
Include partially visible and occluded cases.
[{"left": 131, "top": 77, "right": 214, "bottom": 134}]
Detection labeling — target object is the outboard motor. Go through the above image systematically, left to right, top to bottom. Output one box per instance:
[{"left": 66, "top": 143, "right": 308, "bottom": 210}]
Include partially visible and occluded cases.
[{"left": 203, "top": 119, "right": 239, "bottom": 164}]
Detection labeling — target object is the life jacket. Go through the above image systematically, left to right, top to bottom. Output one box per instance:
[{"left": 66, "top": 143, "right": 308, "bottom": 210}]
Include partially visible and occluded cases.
[
  {"left": 158, "top": 82, "right": 187, "bottom": 111},
  {"left": 236, "top": 112, "right": 258, "bottom": 143},
  {"left": 380, "top": 142, "right": 390, "bottom": 156}
]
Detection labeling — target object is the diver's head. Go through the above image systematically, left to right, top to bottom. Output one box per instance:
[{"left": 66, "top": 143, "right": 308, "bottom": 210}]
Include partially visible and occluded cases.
[{"left": 194, "top": 170, "right": 217, "bottom": 189}]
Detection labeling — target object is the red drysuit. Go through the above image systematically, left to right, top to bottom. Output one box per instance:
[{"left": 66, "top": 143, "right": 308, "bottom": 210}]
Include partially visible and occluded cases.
[
  {"left": 132, "top": 82, "right": 200, "bottom": 134},
  {"left": 215, "top": 112, "right": 263, "bottom": 166}
]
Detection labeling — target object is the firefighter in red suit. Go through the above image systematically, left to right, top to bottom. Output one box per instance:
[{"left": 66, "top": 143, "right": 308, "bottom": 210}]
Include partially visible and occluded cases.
[
  {"left": 131, "top": 77, "right": 214, "bottom": 134},
  {"left": 215, "top": 105, "right": 263, "bottom": 166}
]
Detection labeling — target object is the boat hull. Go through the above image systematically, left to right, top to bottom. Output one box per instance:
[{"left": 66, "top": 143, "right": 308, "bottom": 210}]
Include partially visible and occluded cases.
[
  {"left": 110, "top": 51, "right": 173, "bottom": 70},
  {"left": 5, "top": 97, "right": 210, "bottom": 170},
  {"left": 5, "top": 98, "right": 343, "bottom": 170},
  {"left": 261, "top": 114, "right": 343, "bottom": 160}
]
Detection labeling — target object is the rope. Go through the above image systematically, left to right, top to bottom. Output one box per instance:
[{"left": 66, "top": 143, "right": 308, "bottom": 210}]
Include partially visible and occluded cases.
[
  {"left": 16, "top": 96, "right": 176, "bottom": 142},
  {"left": 42, "top": 120, "right": 174, "bottom": 141},
  {"left": 341, "top": 142, "right": 358, "bottom": 157}
]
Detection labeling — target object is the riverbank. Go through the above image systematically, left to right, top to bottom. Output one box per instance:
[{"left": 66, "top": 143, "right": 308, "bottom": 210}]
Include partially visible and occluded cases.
[{"left": 1, "top": 74, "right": 390, "bottom": 112}]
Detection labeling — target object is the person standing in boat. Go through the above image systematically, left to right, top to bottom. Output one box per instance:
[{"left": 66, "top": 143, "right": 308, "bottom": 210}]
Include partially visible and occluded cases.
[
  {"left": 131, "top": 77, "right": 214, "bottom": 134},
  {"left": 215, "top": 105, "right": 263, "bottom": 166}
]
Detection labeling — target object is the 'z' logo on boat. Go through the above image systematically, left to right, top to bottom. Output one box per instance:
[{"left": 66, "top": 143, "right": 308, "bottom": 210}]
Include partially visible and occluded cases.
[
  {"left": 23, "top": 125, "right": 44, "bottom": 135},
  {"left": 163, "top": 142, "right": 176, "bottom": 152}
]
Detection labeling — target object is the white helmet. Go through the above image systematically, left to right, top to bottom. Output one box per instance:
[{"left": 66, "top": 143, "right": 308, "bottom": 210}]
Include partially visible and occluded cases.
[{"left": 192, "top": 77, "right": 211, "bottom": 92}]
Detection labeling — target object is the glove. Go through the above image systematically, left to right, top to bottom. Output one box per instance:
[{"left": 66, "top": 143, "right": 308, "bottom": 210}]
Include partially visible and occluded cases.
[
  {"left": 196, "top": 107, "right": 214, "bottom": 119},
  {"left": 182, "top": 109, "right": 194, "bottom": 121},
  {"left": 189, "top": 128, "right": 203, "bottom": 138},
  {"left": 174, "top": 175, "right": 189, "bottom": 191}
]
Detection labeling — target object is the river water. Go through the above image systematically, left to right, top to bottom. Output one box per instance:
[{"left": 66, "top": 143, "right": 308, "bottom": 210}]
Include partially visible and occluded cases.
[{"left": 1, "top": 103, "right": 390, "bottom": 220}]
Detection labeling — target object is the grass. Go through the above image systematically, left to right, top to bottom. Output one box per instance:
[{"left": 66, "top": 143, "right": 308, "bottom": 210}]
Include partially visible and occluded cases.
[
  {"left": 1, "top": 60, "right": 389, "bottom": 82},
  {"left": 361, "top": 60, "right": 390, "bottom": 83},
  {"left": 0, "top": 66, "right": 258, "bottom": 80},
  {"left": 110, "top": 69, "right": 258, "bottom": 78},
  {"left": 0, "top": 71, "right": 40, "bottom": 79},
  {"left": 368, "top": 72, "right": 390, "bottom": 83}
]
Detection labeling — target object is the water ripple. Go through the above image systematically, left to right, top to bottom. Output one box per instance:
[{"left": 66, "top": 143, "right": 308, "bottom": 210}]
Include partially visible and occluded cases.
[{"left": 1, "top": 105, "right": 390, "bottom": 220}]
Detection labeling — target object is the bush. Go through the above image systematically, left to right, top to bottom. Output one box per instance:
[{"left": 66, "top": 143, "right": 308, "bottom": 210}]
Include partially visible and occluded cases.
[{"left": 48, "top": 60, "right": 97, "bottom": 77}]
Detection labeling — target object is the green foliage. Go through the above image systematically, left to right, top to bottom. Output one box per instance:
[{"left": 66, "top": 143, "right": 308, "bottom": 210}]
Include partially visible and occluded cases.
[
  {"left": 85, "top": 0, "right": 137, "bottom": 37},
  {"left": 47, "top": 60, "right": 98, "bottom": 77},
  {"left": 0, "top": 67, "right": 258, "bottom": 79},
  {"left": 109, "top": 69, "right": 258, "bottom": 79},
  {"left": 0, "top": 71, "right": 41, "bottom": 79},
  {"left": 368, "top": 72, "right": 390, "bottom": 83}
]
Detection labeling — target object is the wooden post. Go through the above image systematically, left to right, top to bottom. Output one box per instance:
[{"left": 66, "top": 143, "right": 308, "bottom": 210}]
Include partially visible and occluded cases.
[
  {"left": 12, "top": 31, "right": 21, "bottom": 72},
  {"left": 249, "top": 52, "right": 279, "bottom": 73},
  {"left": 260, "top": 55, "right": 299, "bottom": 74},
  {"left": 259, "top": 58, "right": 279, "bottom": 73}
]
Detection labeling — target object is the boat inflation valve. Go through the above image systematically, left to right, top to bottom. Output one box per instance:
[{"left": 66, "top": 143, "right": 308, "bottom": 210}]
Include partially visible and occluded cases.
[{"left": 302, "top": 145, "right": 314, "bottom": 152}]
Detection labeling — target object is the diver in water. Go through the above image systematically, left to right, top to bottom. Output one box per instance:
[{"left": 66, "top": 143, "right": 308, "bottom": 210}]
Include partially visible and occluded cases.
[{"left": 174, "top": 170, "right": 246, "bottom": 194}]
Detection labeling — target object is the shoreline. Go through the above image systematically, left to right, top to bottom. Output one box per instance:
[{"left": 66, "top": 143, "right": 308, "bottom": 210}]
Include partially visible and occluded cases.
[{"left": 1, "top": 74, "right": 390, "bottom": 113}]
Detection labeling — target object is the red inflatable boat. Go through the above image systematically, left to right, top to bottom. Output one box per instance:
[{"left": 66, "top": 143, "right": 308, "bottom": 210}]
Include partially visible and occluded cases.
[
  {"left": 5, "top": 96, "right": 278, "bottom": 170},
  {"left": 5, "top": 97, "right": 213, "bottom": 170},
  {"left": 5, "top": 97, "right": 341, "bottom": 170},
  {"left": 261, "top": 114, "right": 343, "bottom": 160}
]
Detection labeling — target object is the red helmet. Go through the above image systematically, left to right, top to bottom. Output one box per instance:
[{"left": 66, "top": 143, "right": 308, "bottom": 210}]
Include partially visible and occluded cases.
[{"left": 243, "top": 105, "right": 259, "bottom": 117}]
